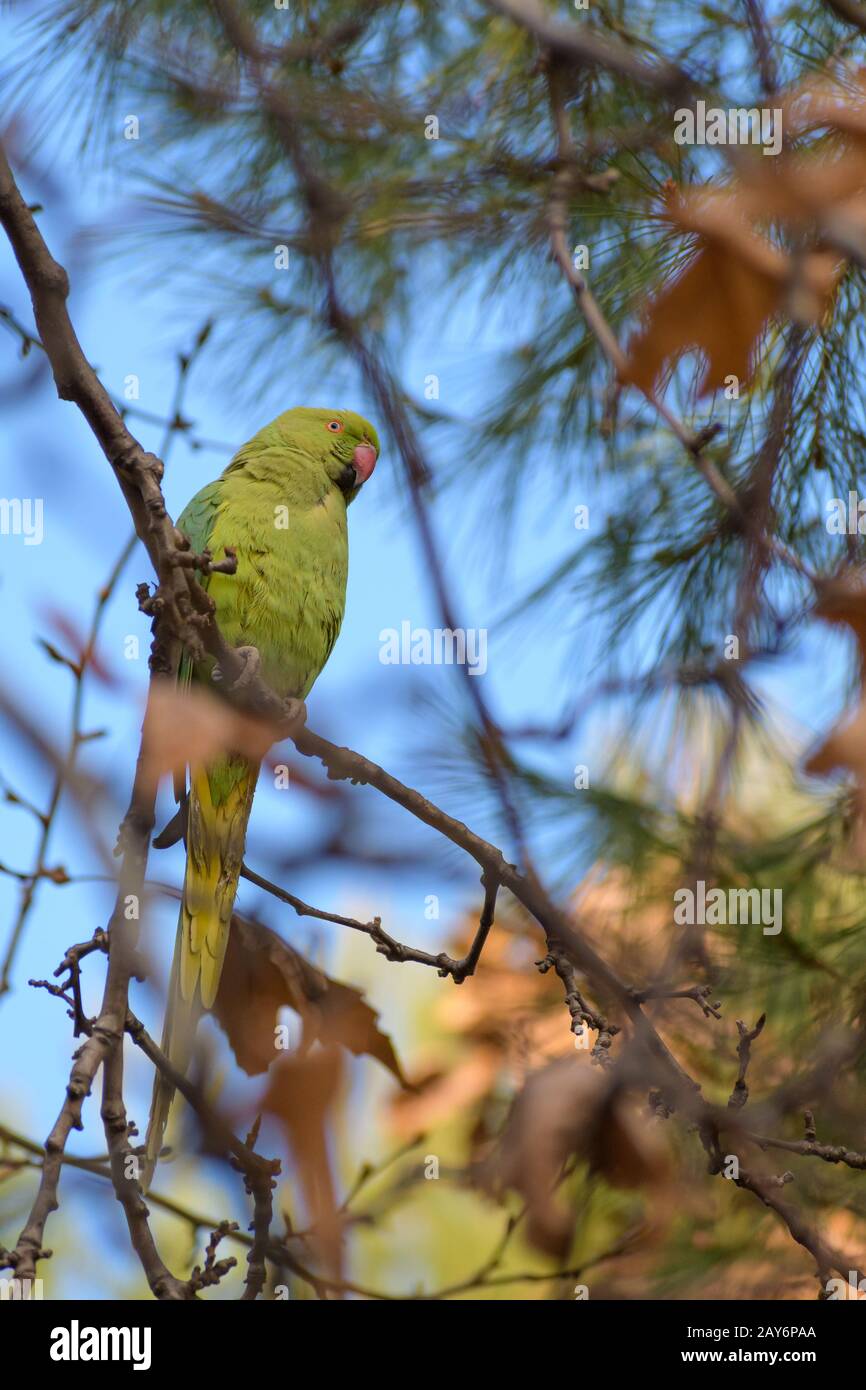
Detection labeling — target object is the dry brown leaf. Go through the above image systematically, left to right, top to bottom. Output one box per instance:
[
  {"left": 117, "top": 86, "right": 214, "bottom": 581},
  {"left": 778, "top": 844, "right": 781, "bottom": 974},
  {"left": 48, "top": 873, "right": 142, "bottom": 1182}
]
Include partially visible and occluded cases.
[
  {"left": 623, "top": 71, "right": 866, "bottom": 400},
  {"left": 781, "top": 71, "right": 866, "bottom": 143},
  {"left": 702, "top": 72, "right": 866, "bottom": 230},
  {"left": 746, "top": 149, "right": 866, "bottom": 225},
  {"left": 623, "top": 189, "right": 841, "bottom": 396},
  {"left": 624, "top": 239, "right": 782, "bottom": 396},
  {"left": 813, "top": 569, "right": 866, "bottom": 663},
  {"left": 806, "top": 571, "right": 866, "bottom": 848},
  {"left": 140, "top": 680, "right": 277, "bottom": 796},
  {"left": 805, "top": 705, "right": 866, "bottom": 790},
  {"left": 214, "top": 912, "right": 407, "bottom": 1085},
  {"left": 389, "top": 1045, "right": 502, "bottom": 1138},
  {"left": 262, "top": 1046, "right": 344, "bottom": 1277},
  {"left": 482, "top": 1056, "right": 669, "bottom": 1258}
]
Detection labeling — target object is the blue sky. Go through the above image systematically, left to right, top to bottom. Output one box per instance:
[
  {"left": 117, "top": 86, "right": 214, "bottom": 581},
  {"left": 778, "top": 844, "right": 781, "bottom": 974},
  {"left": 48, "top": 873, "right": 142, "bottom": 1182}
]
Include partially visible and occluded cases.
[{"left": 0, "top": 1, "right": 858, "bottom": 1297}]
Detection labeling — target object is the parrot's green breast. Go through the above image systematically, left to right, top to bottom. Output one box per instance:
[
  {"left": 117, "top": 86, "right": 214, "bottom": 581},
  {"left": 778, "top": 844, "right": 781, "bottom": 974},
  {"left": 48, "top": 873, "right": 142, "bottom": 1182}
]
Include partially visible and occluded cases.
[
  {"left": 176, "top": 420, "right": 366, "bottom": 804},
  {"left": 203, "top": 470, "right": 348, "bottom": 699}
]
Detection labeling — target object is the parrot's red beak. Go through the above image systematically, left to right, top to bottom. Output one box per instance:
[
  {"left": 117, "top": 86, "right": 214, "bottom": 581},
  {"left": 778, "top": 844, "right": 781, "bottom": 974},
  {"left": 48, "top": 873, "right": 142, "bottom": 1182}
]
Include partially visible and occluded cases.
[{"left": 352, "top": 442, "right": 378, "bottom": 484}]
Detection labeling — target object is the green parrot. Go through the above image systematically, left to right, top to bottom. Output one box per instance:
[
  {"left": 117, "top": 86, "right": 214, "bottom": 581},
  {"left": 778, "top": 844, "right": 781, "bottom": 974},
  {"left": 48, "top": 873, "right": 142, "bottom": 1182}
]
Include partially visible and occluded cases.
[{"left": 143, "top": 405, "right": 379, "bottom": 1187}]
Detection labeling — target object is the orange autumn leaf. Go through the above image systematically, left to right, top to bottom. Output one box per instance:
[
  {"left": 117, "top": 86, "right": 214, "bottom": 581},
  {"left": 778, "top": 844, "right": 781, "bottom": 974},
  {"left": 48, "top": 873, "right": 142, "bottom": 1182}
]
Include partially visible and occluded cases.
[
  {"left": 621, "top": 68, "right": 866, "bottom": 400},
  {"left": 781, "top": 70, "right": 866, "bottom": 144},
  {"left": 745, "top": 148, "right": 866, "bottom": 226},
  {"left": 623, "top": 190, "right": 840, "bottom": 397},
  {"left": 624, "top": 238, "right": 782, "bottom": 396},
  {"left": 812, "top": 569, "right": 866, "bottom": 664},
  {"left": 806, "top": 570, "right": 866, "bottom": 849},
  {"left": 139, "top": 679, "right": 279, "bottom": 796},
  {"left": 806, "top": 703, "right": 866, "bottom": 787},
  {"left": 214, "top": 912, "right": 407, "bottom": 1084},
  {"left": 389, "top": 1045, "right": 501, "bottom": 1138},
  {"left": 261, "top": 1046, "right": 344, "bottom": 1277},
  {"left": 482, "top": 1056, "right": 669, "bottom": 1257}
]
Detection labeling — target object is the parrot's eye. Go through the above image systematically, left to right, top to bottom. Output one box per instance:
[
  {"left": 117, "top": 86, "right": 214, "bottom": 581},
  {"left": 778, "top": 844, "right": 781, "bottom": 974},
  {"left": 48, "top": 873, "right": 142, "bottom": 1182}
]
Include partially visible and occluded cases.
[{"left": 327, "top": 420, "right": 344, "bottom": 433}]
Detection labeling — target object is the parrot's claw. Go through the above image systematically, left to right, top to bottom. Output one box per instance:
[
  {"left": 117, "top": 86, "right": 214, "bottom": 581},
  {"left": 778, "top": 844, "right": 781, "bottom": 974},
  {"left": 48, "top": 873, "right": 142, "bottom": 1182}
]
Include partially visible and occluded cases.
[
  {"left": 228, "top": 645, "right": 262, "bottom": 691},
  {"left": 281, "top": 697, "right": 307, "bottom": 734}
]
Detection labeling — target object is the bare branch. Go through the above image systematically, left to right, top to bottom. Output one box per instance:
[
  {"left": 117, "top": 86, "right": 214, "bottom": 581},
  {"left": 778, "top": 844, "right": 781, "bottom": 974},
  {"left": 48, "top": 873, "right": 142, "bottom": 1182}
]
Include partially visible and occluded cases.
[
  {"left": 486, "top": 0, "right": 690, "bottom": 93},
  {"left": 242, "top": 862, "right": 500, "bottom": 982},
  {"left": 729, "top": 1014, "right": 767, "bottom": 1110}
]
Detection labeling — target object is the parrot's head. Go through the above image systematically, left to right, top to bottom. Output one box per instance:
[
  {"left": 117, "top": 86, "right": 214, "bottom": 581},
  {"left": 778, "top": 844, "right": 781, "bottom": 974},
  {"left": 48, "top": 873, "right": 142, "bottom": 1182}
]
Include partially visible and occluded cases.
[{"left": 289, "top": 406, "right": 380, "bottom": 503}]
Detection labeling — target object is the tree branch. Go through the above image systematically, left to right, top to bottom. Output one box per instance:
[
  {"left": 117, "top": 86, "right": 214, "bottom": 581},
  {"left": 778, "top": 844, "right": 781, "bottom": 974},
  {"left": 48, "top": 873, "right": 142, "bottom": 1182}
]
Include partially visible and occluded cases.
[{"left": 486, "top": 0, "right": 690, "bottom": 93}]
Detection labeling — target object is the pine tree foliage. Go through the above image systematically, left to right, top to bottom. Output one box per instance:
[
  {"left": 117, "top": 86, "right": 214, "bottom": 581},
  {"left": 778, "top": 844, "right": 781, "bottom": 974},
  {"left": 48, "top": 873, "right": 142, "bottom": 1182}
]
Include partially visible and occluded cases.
[{"left": 4, "top": 0, "right": 866, "bottom": 1301}]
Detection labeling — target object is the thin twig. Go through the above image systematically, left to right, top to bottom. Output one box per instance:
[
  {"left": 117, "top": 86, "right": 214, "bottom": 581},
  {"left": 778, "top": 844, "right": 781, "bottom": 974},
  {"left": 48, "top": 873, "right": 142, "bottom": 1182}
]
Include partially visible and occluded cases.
[{"left": 729, "top": 1014, "right": 768, "bottom": 1110}]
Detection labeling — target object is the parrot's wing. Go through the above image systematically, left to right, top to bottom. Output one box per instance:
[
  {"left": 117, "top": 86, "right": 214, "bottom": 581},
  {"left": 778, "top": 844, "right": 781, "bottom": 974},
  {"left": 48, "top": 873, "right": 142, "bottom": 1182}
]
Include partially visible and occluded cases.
[
  {"left": 177, "top": 479, "right": 223, "bottom": 558},
  {"left": 172, "top": 481, "right": 224, "bottom": 801}
]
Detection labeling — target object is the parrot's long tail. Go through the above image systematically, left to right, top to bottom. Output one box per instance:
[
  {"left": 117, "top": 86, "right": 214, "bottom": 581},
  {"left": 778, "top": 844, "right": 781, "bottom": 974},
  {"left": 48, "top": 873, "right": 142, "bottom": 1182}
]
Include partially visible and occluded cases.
[
  {"left": 143, "top": 756, "right": 259, "bottom": 1189},
  {"left": 142, "top": 929, "right": 201, "bottom": 1191}
]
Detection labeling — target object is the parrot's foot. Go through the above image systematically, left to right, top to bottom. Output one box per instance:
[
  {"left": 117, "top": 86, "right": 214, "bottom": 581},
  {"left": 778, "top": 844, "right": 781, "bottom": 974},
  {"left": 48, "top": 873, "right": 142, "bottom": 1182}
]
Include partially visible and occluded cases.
[
  {"left": 227, "top": 645, "right": 262, "bottom": 691},
  {"left": 281, "top": 696, "right": 307, "bottom": 735}
]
